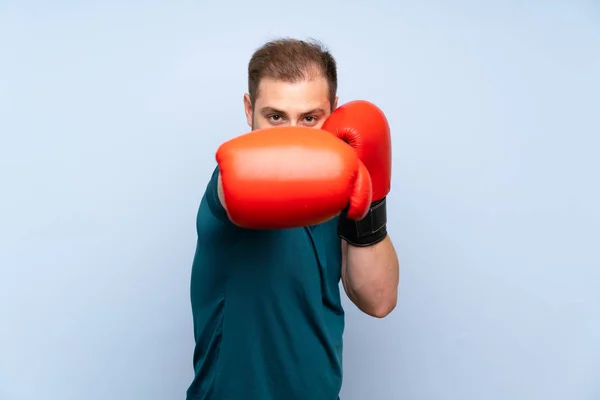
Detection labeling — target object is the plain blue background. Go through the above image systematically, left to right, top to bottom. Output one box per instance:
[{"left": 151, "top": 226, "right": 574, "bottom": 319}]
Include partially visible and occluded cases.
[{"left": 1, "top": 1, "right": 599, "bottom": 399}]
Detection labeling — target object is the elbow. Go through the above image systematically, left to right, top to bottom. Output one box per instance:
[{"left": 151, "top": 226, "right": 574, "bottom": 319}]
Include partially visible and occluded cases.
[
  {"left": 345, "top": 278, "right": 399, "bottom": 319},
  {"left": 361, "top": 294, "right": 397, "bottom": 319},
  {"left": 370, "top": 299, "right": 397, "bottom": 319}
]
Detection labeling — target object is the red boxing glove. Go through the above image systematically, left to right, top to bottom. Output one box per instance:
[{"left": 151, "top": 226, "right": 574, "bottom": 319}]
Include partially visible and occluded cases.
[
  {"left": 322, "top": 100, "right": 392, "bottom": 245},
  {"left": 216, "top": 126, "right": 372, "bottom": 229}
]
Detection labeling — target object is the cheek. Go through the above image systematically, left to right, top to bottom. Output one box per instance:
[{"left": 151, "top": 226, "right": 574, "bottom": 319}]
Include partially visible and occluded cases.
[
  {"left": 311, "top": 113, "right": 331, "bottom": 129},
  {"left": 252, "top": 115, "right": 270, "bottom": 130},
  {"left": 314, "top": 120, "right": 326, "bottom": 129}
]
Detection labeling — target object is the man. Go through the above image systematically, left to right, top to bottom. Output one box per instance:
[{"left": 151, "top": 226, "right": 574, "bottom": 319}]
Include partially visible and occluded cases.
[{"left": 187, "top": 38, "right": 399, "bottom": 400}]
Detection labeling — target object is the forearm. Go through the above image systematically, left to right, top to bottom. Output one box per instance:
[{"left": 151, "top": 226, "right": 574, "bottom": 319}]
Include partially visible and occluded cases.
[{"left": 342, "top": 235, "right": 399, "bottom": 318}]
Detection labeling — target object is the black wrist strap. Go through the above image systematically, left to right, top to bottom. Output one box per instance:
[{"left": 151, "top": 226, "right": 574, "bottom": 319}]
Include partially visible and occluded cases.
[{"left": 338, "top": 197, "right": 388, "bottom": 246}]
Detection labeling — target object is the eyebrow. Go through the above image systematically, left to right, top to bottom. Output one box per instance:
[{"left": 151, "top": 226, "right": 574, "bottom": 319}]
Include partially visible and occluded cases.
[{"left": 259, "top": 107, "right": 326, "bottom": 116}]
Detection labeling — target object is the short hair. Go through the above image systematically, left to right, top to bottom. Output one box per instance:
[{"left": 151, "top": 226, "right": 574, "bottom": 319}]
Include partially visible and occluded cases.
[{"left": 247, "top": 37, "right": 338, "bottom": 108}]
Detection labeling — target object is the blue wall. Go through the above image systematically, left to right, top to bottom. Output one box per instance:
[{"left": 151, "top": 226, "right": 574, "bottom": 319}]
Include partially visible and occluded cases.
[{"left": 1, "top": 1, "right": 598, "bottom": 399}]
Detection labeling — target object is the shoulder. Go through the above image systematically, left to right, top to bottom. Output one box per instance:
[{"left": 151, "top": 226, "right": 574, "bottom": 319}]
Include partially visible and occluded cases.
[
  {"left": 196, "top": 165, "right": 234, "bottom": 236},
  {"left": 204, "top": 166, "right": 228, "bottom": 222}
]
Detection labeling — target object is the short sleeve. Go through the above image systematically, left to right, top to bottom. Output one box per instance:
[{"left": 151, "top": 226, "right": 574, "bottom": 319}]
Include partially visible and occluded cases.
[{"left": 205, "top": 165, "right": 230, "bottom": 223}]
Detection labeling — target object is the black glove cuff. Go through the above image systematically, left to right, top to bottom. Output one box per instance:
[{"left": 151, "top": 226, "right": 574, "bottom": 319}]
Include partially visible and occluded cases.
[{"left": 338, "top": 197, "right": 388, "bottom": 247}]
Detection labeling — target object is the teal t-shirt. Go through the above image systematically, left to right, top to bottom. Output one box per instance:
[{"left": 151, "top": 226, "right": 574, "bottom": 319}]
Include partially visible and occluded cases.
[{"left": 186, "top": 166, "right": 345, "bottom": 400}]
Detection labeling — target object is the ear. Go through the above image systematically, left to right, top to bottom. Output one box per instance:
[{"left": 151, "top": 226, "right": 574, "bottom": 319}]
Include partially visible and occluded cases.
[
  {"left": 243, "top": 94, "right": 253, "bottom": 127},
  {"left": 332, "top": 96, "right": 339, "bottom": 111}
]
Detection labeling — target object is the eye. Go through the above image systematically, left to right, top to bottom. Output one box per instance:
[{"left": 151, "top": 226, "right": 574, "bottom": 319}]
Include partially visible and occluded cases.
[
  {"left": 268, "top": 114, "right": 284, "bottom": 123},
  {"left": 302, "top": 116, "right": 319, "bottom": 126}
]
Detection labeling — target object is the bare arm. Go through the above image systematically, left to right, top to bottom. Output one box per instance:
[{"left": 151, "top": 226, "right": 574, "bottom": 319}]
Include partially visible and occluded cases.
[{"left": 341, "top": 235, "right": 399, "bottom": 318}]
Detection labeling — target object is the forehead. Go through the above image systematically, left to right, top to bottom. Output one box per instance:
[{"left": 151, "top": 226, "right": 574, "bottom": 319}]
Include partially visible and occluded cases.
[{"left": 255, "top": 76, "right": 331, "bottom": 113}]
